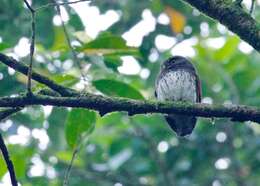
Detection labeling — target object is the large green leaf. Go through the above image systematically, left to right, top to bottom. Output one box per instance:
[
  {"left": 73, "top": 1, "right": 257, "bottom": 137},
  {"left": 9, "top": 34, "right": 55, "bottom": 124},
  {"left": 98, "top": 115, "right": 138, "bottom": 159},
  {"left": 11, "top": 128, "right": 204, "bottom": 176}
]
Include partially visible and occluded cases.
[
  {"left": 77, "top": 33, "right": 139, "bottom": 56},
  {"left": 92, "top": 79, "right": 144, "bottom": 100},
  {"left": 65, "top": 108, "right": 96, "bottom": 148}
]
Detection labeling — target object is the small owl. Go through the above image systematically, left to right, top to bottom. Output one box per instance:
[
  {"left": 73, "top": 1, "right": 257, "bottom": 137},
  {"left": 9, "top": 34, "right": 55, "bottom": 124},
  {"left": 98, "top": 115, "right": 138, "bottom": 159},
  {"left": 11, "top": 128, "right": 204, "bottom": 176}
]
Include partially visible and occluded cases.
[{"left": 155, "top": 56, "right": 201, "bottom": 136}]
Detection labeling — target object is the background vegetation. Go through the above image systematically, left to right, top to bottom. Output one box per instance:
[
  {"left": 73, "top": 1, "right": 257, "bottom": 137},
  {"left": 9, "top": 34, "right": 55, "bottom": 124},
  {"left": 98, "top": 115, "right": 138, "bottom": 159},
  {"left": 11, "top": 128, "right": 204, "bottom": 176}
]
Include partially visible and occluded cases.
[{"left": 0, "top": 0, "right": 260, "bottom": 185}]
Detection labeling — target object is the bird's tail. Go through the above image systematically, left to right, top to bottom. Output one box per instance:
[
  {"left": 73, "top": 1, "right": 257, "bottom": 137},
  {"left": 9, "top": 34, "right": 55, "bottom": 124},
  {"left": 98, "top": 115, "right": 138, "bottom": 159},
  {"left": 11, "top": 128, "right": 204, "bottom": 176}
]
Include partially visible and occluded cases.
[{"left": 165, "top": 114, "right": 197, "bottom": 137}]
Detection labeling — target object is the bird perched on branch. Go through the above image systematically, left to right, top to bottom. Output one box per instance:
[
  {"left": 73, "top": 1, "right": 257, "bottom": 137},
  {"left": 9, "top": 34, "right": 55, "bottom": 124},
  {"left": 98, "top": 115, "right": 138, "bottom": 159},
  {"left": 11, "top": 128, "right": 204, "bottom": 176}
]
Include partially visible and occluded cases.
[{"left": 155, "top": 56, "right": 201, "bottom": 136}]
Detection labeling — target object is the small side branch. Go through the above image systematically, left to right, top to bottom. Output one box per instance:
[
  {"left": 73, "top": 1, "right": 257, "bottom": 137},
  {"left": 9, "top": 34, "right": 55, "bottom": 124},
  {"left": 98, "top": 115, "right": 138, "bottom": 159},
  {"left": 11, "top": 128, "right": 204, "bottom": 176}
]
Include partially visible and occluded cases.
[
  {"left": 23, "top": 0, "right": 36, "bottom": 94},
  {"left": 35, "top": 0, "right": 90, "bottom": 11},
  {"left": 51, "top": 0, "right": 87, "bottom": 84},
  {"left": 0, "top": 133, "right": 18, "bottom": 186},
  {"left": 63, "top": 145, "right": 80, "bottom": 186}
]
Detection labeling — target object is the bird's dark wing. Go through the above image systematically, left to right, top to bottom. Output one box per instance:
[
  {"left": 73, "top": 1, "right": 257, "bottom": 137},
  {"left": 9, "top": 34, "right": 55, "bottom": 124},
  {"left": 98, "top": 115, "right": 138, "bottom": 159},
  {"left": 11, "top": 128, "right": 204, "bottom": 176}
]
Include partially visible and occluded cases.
[
  {"left": 195, "top": 74, "right": 202, "bottom": 103},
  {"left": 154, "top": 90, "right": 157, "bottom": 98}
]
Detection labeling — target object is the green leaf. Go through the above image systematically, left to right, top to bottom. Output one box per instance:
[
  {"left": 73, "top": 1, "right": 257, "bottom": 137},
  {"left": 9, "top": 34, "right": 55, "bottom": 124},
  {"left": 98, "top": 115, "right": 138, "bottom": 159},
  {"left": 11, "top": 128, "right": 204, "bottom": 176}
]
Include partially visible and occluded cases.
[
  {"left": 68, "top": 12, "right": 84, "bottom": 31},
  {"left": 51, "top": 26, "right": 69, "bottom": 51},
  {"left": 74, "top": 31, "right": 92, "bottom": 43},
  {"left": 77, "top": 33, "right": 139, "bottom": 56},
  {"left": 0, "top": 43, "right": 10, "bottom": 51},
  {"left": 103, "top": 55, "right": 123, "bottom": 71},
  {"left": 35, "top": 74, "right": 79, "bottom": 90},
  {"left": 51, "top": 74, "right": 79, "bottom": 87},
  {"left": 93, "top": 79, "right": 144, "bottom": 100},
  {"left": 47, "top": 108, "right": 68, "bottom": 150},
  {"left": 65, "top": 108, "right": 96, "bottom": 148},
  {"left": 56, "top": 151, "right": 83, "bottom": 167},
  {"left": 0, "top": 156, "right": 7, "bottom": 178}
]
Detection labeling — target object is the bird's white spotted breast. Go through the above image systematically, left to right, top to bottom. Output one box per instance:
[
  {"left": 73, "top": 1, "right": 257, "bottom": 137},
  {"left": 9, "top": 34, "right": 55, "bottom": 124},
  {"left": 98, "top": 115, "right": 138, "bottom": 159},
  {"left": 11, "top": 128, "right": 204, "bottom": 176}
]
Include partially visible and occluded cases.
[{"left": 156, "top": 70, "right": 196, "bottom": 102}]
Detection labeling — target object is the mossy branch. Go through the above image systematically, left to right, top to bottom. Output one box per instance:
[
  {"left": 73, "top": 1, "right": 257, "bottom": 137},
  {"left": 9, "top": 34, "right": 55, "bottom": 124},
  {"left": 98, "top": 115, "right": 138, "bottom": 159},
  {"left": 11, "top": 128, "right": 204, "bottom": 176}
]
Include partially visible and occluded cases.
[
  {"left": 182, "top": 0, "right": 260, "bottom": 51},
  {"left": 0, "top": 53, "right": 260, "bottom": 123},
  {"left": 0, "top": 94, "right": 260, "bottom": 123}
]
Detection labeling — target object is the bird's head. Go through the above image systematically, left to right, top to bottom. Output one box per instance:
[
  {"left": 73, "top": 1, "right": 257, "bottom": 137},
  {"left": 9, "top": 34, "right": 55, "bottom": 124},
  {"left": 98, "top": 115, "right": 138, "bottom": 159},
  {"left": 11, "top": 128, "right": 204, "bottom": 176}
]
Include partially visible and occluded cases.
[{"left": 160, "top": 56, "right": 195, "bottom": 72}]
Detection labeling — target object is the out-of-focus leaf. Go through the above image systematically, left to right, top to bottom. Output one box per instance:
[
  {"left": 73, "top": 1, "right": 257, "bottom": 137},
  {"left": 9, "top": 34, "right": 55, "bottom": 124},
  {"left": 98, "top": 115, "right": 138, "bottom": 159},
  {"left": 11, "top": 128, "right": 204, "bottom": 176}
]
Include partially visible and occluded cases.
[
  {"left": 150, "top": 0, "right": 164, "bottom": 14},
  {"left": 165, "top": 6, "right": 186, "bottom": 33},
  {"left": 36, "top": 7, "right": 55, "bottom": 48},
  {"left": 68, "top": 12, "right": 84, "bottom": 31},
  {"left": 51, "top": 26, "right": 69, "bottom": 51},
  {"left": 74, "top": 31, "right": 92, "bottom": 43},
  {"left": 77, "top": 33, "right": 139, "bottom": 56},
  {"left": 214, "top": 36, "right": 240, "bottom": 61},
  {"left": 0, "top": 43, "right": 10, "bottom": 51},
  {"left": 103, "top": 55, "right": 122, "bottom": 71},
  {"left": 34, "top": 74, "right": 79, "bottom": 90},
  {"left": 51, "top": 74, "right": 79, "bottom": 87},
  {"left": 93, "top": 79, "right": 144, "bottom": 100},
  {"left": 47, "top": 108, "right": 68, "bottom": 150},
  {"left": 65, "top": 108, "right": 96, "bottom": 148},
  {"left": 9, "top": 145, "right": 34, "bottom": 179},
  {"left": 108, "top": 149, "right": 132, "bottom": 170},
  {"left": 56, "top": 151, "right": 83, "bottom": 167},
  {"left": 0, "top": 156, "right": 7, "bottom": 178}
]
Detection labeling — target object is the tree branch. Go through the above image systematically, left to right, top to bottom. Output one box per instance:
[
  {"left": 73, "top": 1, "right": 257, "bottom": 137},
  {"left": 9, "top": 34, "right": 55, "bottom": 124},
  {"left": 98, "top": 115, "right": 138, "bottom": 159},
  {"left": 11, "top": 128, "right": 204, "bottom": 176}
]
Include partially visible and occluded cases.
[
  {"left": 23, "top": 0, "right": 36, "bottom": 94},
  {"left": 35, "top": 0, "right": 90, "bottom": 11},
  {"left": 181, "top": 0, "right": 260, "bottom": 51},
  {"left": 1, "top": 53, "right": 260, "bottom": 123},
  {"left": 0, "top": 94, "right": 259, "bottom": 123},
  {"left": 0, "top": 108, "right": 23, "bottom": 121},
  {"left": 0, "top": 133, "right": 18, "bottom": 186}
]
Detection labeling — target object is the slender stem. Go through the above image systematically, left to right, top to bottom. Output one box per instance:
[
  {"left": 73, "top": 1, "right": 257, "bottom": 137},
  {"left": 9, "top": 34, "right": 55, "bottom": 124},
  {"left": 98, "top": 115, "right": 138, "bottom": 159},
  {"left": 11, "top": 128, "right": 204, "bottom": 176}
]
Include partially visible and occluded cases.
[
  {"left": 23, "top": 0, "right": 36, "bottom": 95},
  {"left": 35, "top": 0, "right": 90, "bottom": 11},
  {"left": 51, "top": 0, "right": 87, "bottom": 85},
  {"left": 0, "top": 133, "right": 18, "bottom": 186},
  {"left": 63, "top": 135, "right": 86, "bottom": 186},
  {"left": 63, "top": 145, "right": 80, "bottom": 186}
]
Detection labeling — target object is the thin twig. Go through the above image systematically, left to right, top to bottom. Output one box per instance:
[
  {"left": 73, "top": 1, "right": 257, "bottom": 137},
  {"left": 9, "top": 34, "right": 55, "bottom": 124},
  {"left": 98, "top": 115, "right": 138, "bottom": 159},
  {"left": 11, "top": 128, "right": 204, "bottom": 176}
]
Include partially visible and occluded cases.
[
  {"left": 23, "top": 0, "right": 36, "bottom": 95},
  {"left": 35, "top": 0, "right": 90, "bottom": 11},
  {"left": 51, "top": 0, "right": 87, "bottom": 87},
  {"left": 0, "top": 133, "right": 18, "bottom": 186},
  {"left": 63, "top": 135, "right": 87, "bottom": 186},
  {"left": 63, "top": 145, "right": 80, "bottom": 186}
]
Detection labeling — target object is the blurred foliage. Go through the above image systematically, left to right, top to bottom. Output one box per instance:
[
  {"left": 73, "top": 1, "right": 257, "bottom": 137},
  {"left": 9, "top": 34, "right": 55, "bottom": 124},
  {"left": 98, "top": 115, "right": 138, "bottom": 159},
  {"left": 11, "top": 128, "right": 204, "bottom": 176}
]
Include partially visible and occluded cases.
[{"left": 0, "top": 0, "right": 260, "bottom": 186}]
